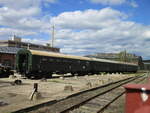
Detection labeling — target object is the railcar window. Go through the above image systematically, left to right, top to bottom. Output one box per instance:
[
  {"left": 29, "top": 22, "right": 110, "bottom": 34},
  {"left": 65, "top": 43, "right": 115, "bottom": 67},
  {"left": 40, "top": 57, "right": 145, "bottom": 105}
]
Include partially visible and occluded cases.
[
  {"left": 42, "top": 58, "right": 47, "bottom": 61},
  {"left": 49, "top": 58, "right": 54, "bottom": 61},
  {"left": 56, "top": 59, "right": 61, "bottom": 62},
  {"left": 63, "top": 59, "right": 72, "bottom": 63},
  {"left": 63, "top": 60, "right": 68, "bottom": 63},
  {"left": 68, "top": 60, "right": 72, "bottom": 63},
  {"left": 86, "top": 61, "right": 89, "bottom": 65},
  {"left": 69, "top": 66, "right": 71, "bottom": 69},
  {"left": 83, "top": 66, "right": 86, "bottom": 69}
]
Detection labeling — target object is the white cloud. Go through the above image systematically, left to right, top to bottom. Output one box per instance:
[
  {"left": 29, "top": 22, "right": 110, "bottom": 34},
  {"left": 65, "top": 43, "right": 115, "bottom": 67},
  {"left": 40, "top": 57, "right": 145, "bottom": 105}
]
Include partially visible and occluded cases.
[
  {"left": 0, "top": 0, "right": 148, "bottom": 59},
  {"left": 0, "top": 0, "right": 57, "bottom": 9},
  {"left": 0, "top": 0, "right": 53, "bottom": 43},
  {"left": 0, "top": 0, "right": 39, "bottom": 9},
  {"left": 0, "top": 0, "right": 52, "bottom": 36},
  {"left": 45, "top": 0, "right": 58, "bottom": 3},
  {"left": 90, "top": 0, "right": 126, "bottom": 5},
  {"left": 90, "top": 0, "right": 138, "bottom": 8},
  {"left": 129, "top": 1, "right": 138, "bottom": 8},
  {"left": 1, "top": 6, "right": 146, "bottom": 57},
  {"left": 0, "top": 7, "right": 40, "bottom": 18},
  {"left": 0, "top": 7, "right": 47, "bottom": 31},
  {"left": 49, "top": 8, "right": 150, "bottom": 59},
  {"left": 51, "top": 8, "right": 127, "bottom": 29},
  {"left": 18, "top": 18, "right": 50, "bottom": 31},
  {"left": 0, "top": 28, "right": 36, "bottom": 40},
  {"left": 143, "top": 31, "right": 150, "bottom": 38}
]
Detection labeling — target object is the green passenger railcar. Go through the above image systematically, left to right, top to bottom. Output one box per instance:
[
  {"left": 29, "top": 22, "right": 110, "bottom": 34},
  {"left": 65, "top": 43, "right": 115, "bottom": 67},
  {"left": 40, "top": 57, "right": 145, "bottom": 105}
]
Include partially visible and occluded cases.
[{"left": 16, "top": 49, "right": 138, "bottom": 78}]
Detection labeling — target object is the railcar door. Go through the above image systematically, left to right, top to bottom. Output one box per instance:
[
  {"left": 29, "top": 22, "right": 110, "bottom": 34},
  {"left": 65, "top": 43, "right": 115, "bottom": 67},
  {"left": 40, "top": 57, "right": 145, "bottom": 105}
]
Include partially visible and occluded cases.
[{"left": 18, "top": 53, "right": 29, "bottom": 74}]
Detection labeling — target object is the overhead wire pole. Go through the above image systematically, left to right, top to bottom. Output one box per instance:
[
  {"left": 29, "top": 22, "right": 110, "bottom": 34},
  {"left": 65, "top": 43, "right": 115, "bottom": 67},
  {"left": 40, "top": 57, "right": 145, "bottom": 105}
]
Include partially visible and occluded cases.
[{"left": 51, "top": 25, "right": 55, "bottom": 47}]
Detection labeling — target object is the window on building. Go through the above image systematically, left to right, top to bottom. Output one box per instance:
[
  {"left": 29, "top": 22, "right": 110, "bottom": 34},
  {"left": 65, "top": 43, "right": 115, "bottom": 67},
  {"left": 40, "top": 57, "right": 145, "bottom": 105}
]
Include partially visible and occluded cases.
[{"left": 2, "top": 59, "right": 12, "bottom": 67}]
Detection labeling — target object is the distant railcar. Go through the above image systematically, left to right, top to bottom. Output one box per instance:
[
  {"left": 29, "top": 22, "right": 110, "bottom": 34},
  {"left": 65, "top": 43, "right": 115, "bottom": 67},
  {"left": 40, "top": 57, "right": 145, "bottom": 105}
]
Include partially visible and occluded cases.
[
  {"left": 16, "top": 49, "right": 138, "bottom": 78},
  {"left": 0, "top": 64, "right": 13, "bottom": 77}
]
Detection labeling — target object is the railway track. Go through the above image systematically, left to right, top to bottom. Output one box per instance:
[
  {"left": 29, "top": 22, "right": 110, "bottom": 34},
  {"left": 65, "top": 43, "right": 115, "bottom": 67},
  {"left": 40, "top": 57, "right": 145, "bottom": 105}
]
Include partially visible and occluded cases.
[
  {"left": 13, "top": 74, "right": 147, "bottom": 113},
  {"left": 70, "top": 75, "right": 146, "bottom": 113}
]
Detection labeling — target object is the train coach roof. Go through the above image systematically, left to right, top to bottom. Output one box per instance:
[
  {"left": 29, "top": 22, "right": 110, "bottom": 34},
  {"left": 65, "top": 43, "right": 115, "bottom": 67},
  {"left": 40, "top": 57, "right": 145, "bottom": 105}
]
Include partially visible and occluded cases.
[
  {"left": 18, "top": 49, "right": 138, "bottom": 66},
  {"left": 30, "top": 49, "right": 91, "bottom": 61},
  {"left": 91, "top": 58, "right": 137, "bottom": 66}
]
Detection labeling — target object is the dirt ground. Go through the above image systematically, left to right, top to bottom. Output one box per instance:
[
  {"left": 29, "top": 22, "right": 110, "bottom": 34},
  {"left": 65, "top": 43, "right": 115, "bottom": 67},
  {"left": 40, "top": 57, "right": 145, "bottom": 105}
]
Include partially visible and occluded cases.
[
  {"left": 0, "top": 73, "right": 138, "bottom": 113},
  {"left": 103, "top": 74, "right": 148, "bottom": 113}
]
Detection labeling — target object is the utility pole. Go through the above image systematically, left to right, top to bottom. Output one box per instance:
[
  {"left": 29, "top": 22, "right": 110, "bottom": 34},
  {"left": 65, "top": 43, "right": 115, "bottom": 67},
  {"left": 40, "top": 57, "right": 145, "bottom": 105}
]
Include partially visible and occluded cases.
[
  {"left": 51, "top": 25, "right": 55, "bottom": 47},
  {"left": 27, "top": 43, "right": 30, "bottom": 50},
  {"left": 124, "top": 50, "right": 127, "bottom": 62}
]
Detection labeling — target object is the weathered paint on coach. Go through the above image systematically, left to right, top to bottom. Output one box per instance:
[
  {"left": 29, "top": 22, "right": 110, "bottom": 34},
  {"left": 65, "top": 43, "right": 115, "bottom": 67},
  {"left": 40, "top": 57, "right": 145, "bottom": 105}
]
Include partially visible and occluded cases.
[{"left": 16, "top": 49, "right": 138, "bottom": 78}]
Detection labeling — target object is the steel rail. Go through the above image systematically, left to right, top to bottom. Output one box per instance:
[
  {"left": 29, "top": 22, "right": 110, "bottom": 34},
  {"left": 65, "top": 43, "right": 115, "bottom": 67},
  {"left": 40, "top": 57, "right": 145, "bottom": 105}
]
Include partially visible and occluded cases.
[
  {"left": 12, "top": 74, "right": 145, "bottom": 113},
  {"left": 60, "top": 75, "right": 145, "bottom": 113},
  {"left": 97, "top": 76, "right": 146, "bottom": 113}
]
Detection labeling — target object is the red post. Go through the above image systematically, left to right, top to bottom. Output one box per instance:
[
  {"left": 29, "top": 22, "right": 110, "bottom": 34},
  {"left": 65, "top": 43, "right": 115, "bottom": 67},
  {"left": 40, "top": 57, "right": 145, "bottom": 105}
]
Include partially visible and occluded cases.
[{"left": 124, "top": 84, "right": 150, "bottom": 113}]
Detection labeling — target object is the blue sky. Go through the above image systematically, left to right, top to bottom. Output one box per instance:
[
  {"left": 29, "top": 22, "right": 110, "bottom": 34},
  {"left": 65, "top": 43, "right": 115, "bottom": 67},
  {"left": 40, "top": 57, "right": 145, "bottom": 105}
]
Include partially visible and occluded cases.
[
  {"left": 0, "top": 0, "right": 150, "bottom": 59},
  {"left": 43, "top": 0, "right": 150, "bottom": 24}
]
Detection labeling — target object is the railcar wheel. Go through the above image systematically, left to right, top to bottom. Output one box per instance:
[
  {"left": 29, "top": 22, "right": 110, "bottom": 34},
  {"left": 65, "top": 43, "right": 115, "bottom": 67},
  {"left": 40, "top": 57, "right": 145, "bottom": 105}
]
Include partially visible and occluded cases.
[
  {"left": 43, "top": 72, "right": 52, "bottom": 78},
  {"left": 77, "top": 72, "right": 86, "bottom": 76},
  {"left": 71, "top": 73, "right": 74, "bottom": 76}
]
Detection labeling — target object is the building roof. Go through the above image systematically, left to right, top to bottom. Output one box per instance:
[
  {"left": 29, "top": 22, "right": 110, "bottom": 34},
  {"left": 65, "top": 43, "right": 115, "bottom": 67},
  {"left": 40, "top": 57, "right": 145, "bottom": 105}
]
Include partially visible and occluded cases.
[
  {"left": 0, "top": 40, "right": 60, "bottom": 52},
  {"left": 0, "top": 47, "right": 21, "bottom": 54},
  {"left": 86, "top": 53, "right": 139, "bottom": 59},
  {"left": 89, "top": 53, "right": 119, "bottom": 59},
  {"left": 142, "top": 60, "right": 150, "bottom": 65},
  {"left": 143, "top": 60, "right": 150, "bottom": 62}
]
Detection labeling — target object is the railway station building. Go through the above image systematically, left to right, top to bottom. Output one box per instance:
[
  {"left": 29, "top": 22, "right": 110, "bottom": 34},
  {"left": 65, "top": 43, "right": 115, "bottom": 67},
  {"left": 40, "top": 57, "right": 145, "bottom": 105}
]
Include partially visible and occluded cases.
[
  {"left": 0, "top": 36, "right": 60, "bottom": 69},
  {"left": 0, "top": 47, "right": 21, "bottom": 69},
  {"left": 85, "top": 53, "right": 144, "bottom": 70},
  {"left": 142, "top": 60, "right": 150, "bottom": 70}
]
